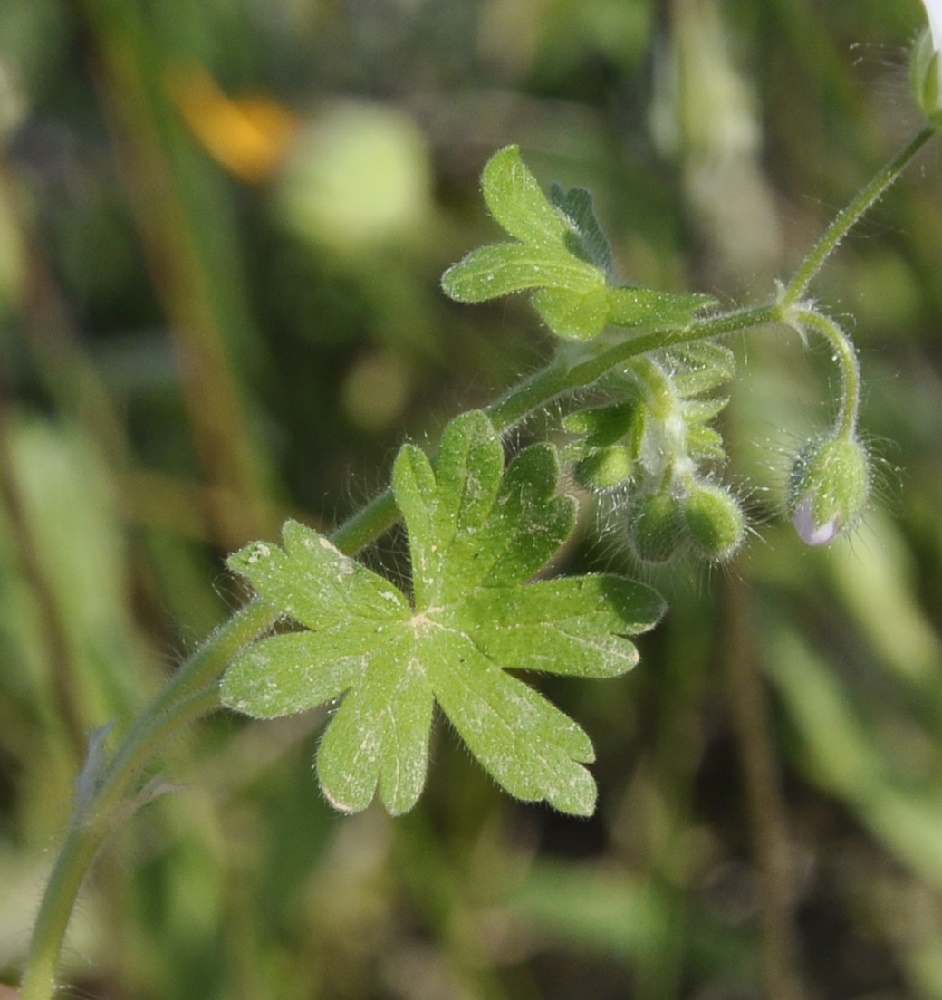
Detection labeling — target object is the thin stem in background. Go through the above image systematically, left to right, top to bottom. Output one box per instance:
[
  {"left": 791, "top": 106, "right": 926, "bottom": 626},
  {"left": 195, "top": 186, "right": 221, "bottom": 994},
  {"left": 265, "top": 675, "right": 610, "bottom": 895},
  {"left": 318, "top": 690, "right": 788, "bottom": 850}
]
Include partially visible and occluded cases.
[
  {"left": 83, "top": 0, "right": 276, "bottom": 549},
  {"left": 0, "top": 149, "right": 133, "bottom": 766},
  {"left": 0, "top": 155, "right": 127, "bottom": 466},
  {"left": 0, "top": 384, "right": 86, "bottom": 763},
  {"left": 723, "top": 572, "right": 804, "bottom": 1000},
  {"left": 634, "top": 597, "right": 715, "bottom": 1000}
]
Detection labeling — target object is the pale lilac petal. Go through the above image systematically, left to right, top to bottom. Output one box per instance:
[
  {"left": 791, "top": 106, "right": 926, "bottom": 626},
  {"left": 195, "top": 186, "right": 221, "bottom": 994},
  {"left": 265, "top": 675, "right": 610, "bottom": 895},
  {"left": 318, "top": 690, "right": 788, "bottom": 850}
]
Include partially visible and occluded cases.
[{"left": 793, "top": 498, "right": 839, "bottom": 547}]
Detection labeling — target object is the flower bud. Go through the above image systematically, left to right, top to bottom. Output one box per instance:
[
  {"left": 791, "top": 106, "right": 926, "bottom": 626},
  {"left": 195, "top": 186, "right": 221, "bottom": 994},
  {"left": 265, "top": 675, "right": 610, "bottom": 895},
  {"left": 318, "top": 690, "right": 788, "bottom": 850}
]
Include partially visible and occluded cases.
[
  {"left": 787, "top": 435, "right": 869, "bottom": 546},
  {"left": 573, "top": 447, "right": 633, "bottom": 491},
  {"left": 684, "top": 480, "right": 746, "bottom": 563},
  {"left": 626, "top": 491, "right": 687, "bottom": 564}
]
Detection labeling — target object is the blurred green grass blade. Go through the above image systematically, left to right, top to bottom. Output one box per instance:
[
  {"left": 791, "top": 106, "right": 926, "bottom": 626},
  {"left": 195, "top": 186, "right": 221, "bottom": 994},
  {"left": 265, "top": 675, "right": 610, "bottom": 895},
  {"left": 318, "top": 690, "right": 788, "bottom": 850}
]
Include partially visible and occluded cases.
[
  {"left": 766, "top": 620, "right": 942, "bottom": 888},
  {"left": 508, "top": 861, "right": 753, "bottom": 974}
]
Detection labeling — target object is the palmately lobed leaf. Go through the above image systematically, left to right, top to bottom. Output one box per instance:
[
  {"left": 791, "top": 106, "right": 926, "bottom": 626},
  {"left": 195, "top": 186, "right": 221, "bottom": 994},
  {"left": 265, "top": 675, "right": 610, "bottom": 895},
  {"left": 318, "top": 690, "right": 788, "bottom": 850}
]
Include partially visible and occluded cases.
[
  {"left": 441, "top": 146, "right": 718, "bottom": 343},
  {"left": 393, "top": 410, "right": 576, "bottom": 605},
  {"left": 223, "top": 411, "right": 664, "bottom": 817}
]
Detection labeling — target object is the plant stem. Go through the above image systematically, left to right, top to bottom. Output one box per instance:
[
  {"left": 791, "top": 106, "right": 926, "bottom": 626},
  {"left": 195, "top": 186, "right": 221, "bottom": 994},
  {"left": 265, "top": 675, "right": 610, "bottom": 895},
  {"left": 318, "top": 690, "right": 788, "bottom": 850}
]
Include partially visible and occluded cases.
[
  {"left": 83, "top": 0, "right": 276, "bottom": 547},
  {"left": 781, "top": 125, "right": 936, "bottom": 308},
  {"left": 332, "top": 303, "right": 779, "bottom": 556},
  {"left": 791, "top": 309, "right": 861, "bottom": 437},
  {"left": 486, "top": 352, "right": 576, "bottom": 431},
  {"left": 330, "top": 357, "right": 575, "bottom": 554},
  {"left": 330, "top": 490, "right": 400, "bottom": 557},
  {"left": 723, "top": 574, "right": 803, "bottom": 1000},
  {"left": 19, "top": 599, "right": 276, "bottom": 1000}
]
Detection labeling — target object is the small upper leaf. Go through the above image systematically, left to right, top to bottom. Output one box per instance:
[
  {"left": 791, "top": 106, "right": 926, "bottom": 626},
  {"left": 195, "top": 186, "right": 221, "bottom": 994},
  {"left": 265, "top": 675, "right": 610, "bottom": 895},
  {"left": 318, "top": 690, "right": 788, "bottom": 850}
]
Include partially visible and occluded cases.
[
  {"left": 442, "top": 146, "right": 716, "bottom": 340},
  {"left": 223, "top": 410, "right": 664, "bottom": 816}
]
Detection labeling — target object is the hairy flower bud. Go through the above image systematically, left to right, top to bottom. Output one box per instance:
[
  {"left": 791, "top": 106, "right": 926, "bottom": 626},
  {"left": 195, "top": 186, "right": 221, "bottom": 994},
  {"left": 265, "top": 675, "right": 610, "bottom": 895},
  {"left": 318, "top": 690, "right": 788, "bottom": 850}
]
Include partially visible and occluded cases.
[
  {"left": 787, "top": 435, "right": 870, "bottom": 546},
  {"left": 573, "top": 447, "right": 633, "bottom": 491},
  {"left": 684, "top": 480, "right": 746, "bottom": 563},
  {"left": 626, "top": 491, "right": 687, "bottom": 564}
]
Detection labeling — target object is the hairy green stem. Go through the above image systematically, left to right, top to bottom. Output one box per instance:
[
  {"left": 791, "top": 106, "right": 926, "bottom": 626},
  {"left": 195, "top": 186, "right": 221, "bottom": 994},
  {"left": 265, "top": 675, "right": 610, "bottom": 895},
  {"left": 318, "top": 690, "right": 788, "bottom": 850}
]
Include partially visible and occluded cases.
[
  {"left": 274, "top": 124, "right": 940, "bottom": 558},
  {"left": 781, "top": 125, "right": 935, "bottom": 308},
  {"left": 333, "top": 304, "right": 778, "bottom": 556},
  {"left": 790, "top": 309, "right": 861, "bottom": 438},
  {"left": 20, "top": 599, "right": 276, "bottom": 1000}
]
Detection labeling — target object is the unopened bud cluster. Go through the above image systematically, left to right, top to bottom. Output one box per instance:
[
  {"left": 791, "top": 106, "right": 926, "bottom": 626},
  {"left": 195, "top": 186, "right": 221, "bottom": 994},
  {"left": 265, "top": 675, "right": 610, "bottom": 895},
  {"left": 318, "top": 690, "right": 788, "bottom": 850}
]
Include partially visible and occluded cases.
[
  {"left": 565, "top": 344, "right": 746, "bottom": 564},
  {"left": 626, "top": 479, "right": 745, "bottom": 564}
]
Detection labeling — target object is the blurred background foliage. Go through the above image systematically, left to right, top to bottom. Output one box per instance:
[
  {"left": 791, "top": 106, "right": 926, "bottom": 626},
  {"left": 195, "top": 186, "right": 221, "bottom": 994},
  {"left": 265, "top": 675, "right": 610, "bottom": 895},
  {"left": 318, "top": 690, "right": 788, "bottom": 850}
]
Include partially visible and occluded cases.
[{"left": 1, "top": 0, "right": 942, "bottom": 997}]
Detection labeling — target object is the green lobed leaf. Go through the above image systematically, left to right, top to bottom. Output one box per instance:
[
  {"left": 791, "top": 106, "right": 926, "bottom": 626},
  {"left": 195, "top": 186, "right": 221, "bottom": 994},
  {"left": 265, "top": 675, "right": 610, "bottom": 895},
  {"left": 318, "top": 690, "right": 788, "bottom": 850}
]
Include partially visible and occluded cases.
[
  {"left": 481, "top": 145, "right": 570, "bottom": 247},
  {"left": 442, "top": 147, "right": 717, "bottom": 343},
  {"left": 441, "top": 243, "right": 602, "bottom": 303},
  {"left": 532, "top": 285, "right": 611, "bottom": 340},
  {"left": 607, "top": 286, "right": 716, "bottom": 329},
  {"left": 393, "top": 410, "right": 576, "bottom": 604},
  {"left": 223, "top": 411, "right": 664, "bottom": 816},
  {"left": 227, "top": 523, "right": 409, "bottom": 629},
  {"left": 457, "top": 575, "right": 664, "bottom": 677},
  {"left": 316, "top": 628, "right": 434, "bottom": 816},
  {"left": 223, "top": 630, "right": 375, "bottom": 718},
  {"left": 428, "top": 632, "right": 599, "bottom": 815}
]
